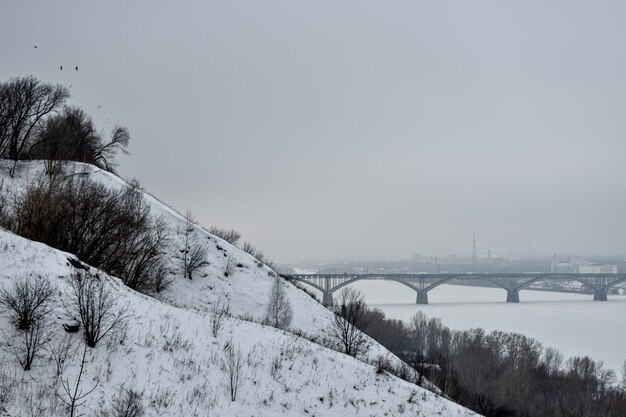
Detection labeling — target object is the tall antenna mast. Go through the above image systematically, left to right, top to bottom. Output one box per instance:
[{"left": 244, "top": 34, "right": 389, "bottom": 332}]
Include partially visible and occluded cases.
[{"left": 472, "top": 233, "right": 477, "bottom": 272}]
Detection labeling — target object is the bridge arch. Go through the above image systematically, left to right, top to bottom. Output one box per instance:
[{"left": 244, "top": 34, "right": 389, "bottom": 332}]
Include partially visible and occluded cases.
[
  {"left": 514, "top": 274, "right": 600, "bottom": 293},
  {"left": 605, "top": 276, "right": 626, "bottom": 292}
]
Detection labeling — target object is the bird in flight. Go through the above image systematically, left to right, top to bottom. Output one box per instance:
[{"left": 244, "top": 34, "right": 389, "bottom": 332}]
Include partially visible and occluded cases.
[
  {"left": 33, "top": 45, "right": 37, "bottom": 48},
  {"left": 60, "top": 66, "right": 63, "bottom": 71},
  {"left": 75, "top": 66, "right": 79, "bottom": 71},
  {"left": 97, "top": 105, "right": 102, "bottom": 109}
]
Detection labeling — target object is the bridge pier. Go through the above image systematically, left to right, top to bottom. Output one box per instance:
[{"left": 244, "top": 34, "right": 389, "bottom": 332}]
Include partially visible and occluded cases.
[
  {"left": 506, "top": 289, "right": 520, "bottom": 303},
  {"left": 593, "top": 289, "right": 608, "bottom": 301},
  {"left": 322, "top": 291, "right": 334, "bottom": 308},
  {"left": 416, "top": 291, "right": 429, "bottom": 305}
]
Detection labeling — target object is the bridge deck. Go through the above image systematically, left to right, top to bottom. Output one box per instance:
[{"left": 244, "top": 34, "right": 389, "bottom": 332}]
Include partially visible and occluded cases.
[{"left": 282, "top": 273, "right": 626, "bottom": 306}]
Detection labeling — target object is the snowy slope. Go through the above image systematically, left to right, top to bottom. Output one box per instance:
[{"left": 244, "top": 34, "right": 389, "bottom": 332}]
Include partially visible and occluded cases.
[{"left": 0, "top": 161, "right": 480, "bottom": 416}]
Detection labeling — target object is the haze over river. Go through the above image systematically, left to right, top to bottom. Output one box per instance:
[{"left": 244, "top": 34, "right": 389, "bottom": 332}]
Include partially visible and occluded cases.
[{"left": 347, "top": 282, "right": 626, "bottom": 374}]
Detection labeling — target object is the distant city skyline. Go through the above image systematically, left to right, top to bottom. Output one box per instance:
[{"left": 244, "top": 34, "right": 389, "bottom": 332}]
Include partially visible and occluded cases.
[{"left": 2, "top": 1, "right": 626, "bottom": 261}]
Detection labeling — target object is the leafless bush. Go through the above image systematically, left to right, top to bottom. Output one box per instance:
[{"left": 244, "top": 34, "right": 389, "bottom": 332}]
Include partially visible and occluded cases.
[
  {"left": 10, "top": 176, "right": 169, "bottom": 293},
  {"left": 0, "top": 178, "right": 12, "bottom": 229},
  {"left": 180, "top": 210, "right": 209, "bottom": 280},
  {"left": 120, "top": 217, "right": 171, "bottom": 293},
  {"left": 209, "top": 226, "right": 241, "bottom": 245},
  {"left": 241, "top": 241, "right": 279, "bottom": 273},
  {"left": 242, "top": 242, "right": 264, "bottom": 263},
  {"left": 223, "top": 258, "right": 235, "bottom": 277},
  {"left": 152, "top": 262, "right": 174, "bottom": 294},
  {"left": 67, "top": 271, "right": 127, "bottom": 348},
  {"left": 0, "top": 274, "right": 56, "bottom": 330},
  {"left": 264, "top": 276, "right": 293, "bottom": 330},
  {"left": 284, "top": 276, "right": 319, "bottom": 302},
  {"left": 330, "top": 287, "right": 370, "bottom": 357},
  {"left": 211, "top": 296, "right": 230, "bottom": 338},
  {"left": 6, "top": 320, "right": 51, "bottom": 370},
  {"left": 50, "top": 333, "right": 76, "bottom": 377},
  {"left": 222, "top": 340, "right": 248, "bottom": 401},
  {"left": 374, "top": 355, "right": 393, "bottom": 374},
  {"left": 0, "top": 368, "right": 14, "bottom": 412},
  {"left": 108, "top": 388, "right": 145, "bottom": 417}
]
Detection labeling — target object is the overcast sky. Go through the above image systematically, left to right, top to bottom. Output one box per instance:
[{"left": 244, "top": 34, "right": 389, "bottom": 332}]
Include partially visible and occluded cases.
[{"left": 2, "top": 1, "right": 625, "bottom": 261}]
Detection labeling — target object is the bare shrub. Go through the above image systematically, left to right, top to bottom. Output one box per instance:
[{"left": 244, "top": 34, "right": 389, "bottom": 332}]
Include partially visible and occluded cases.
[
  {"left": 11, "top": 176, "right": 169, "bottom": 294},
  {"left": 0, "top": 178, "right": 12, "bottom": 229},
  {"left": 180, "top": 210, "right": 208, "bottom": 280},
  {"left": 119, "top": 217, "right": 171, "bottom": 293},
  {"left": 209, "top": 226, "right": 241, "bottom": 245},
  {"left": 241, "top": 241, "right": 279, "bottom": 272},
  {"left": 242, "top": 242, "right": 264, "bottom": 263},
  {"left": 223, "top": 258, "right": 235, "bottom": 277},
  {"left": 152, "top": 262, "right": 174, "bottom": 294},
  {"left": 67, "top": 271, "right": 127, "bottom": 348},
  {"left": 0, "top": 274, "right": 56, "bottom": 330},
  {"left": 264, "top": 276, "right": 293, "bottom": 330},
  {"left": 284, "top": 276, "right": 319, "bottom": 302},
  {"left": 330, "top": 287, "right": 370, "bottom": 357},
  {"left": 211, "top": 296, "right": 230, "bottom": 338},
  {"left": 6, "top": 320, "right": 51, "bottom": 370},
  {"left": 50, "top": 333, "right": 76, "bottom": 377},
  {"left": 222, "top": 340, "right": 248, "bottom": 401},
  {"left": 374, "top": 355, "right": 393, "bottom": 374},
  {"left": 0, "top": 367, "right": 14, "bottom": 412},
  {"left": 109, "top": 388, "right": 145, "bottom": 417}
]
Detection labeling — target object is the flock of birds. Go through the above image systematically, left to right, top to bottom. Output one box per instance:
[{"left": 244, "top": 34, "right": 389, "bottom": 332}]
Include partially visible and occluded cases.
[
  {"left": 33, "top": 44, "right": 105, "bottom": 112},
  {"left": 33, "top": 45, "right": 78, "bottom": 71}
]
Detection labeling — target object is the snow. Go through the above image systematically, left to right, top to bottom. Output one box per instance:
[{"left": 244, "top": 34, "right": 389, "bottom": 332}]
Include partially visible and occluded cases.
[{"left": 0, "top": 161, "right": 480, "bottom": 417}]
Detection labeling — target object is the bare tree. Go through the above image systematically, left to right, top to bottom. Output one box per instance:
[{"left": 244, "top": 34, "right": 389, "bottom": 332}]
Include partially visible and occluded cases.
[
  {"left": 0, "top": 76, "right": 70, "bottom": 174},
  {"left": 29, "top": 106, "right": 99, "bottom": 173},
  {"left": 92, "top": 126, "right": 130, "bottom": 172},
  {"left": 180, "top": 210, "right": 208, "bottom": 280},
  {"left": 209, "top": 226, "right": 241, "bottom": 245},
  {"left": 67, "top": 271, "right": 127, "bottom": 348},
  {"left": 0, "top": 274, "right": 56, "bottom": 330},
  {"left": 264, "top": 276, "right": 293, "bottom": 330},
  {"left": 330, "top": 287, "right": 370, "bottom": 357},
  {"left": 211, "top": 296, "right": 230, "bottom": 338},
  {"left": 408, "top": 310, "right": 429, "bottom": 364},
  {"left": 222, "top": 340, "right": 247, "bottom": 401},
  {"left": 58, "top": 344, "right": 98, "bottom": 417},
  {"left": 543, "top": 347, "right": 564, "bottom": 376}
]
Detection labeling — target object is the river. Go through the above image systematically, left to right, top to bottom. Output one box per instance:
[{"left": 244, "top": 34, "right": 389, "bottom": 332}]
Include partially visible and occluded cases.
[{"left": 345, "top": 281, "right": 626, "bottom": 374}]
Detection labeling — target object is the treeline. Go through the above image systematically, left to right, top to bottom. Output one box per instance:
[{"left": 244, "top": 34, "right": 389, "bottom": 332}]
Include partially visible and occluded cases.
[
  {"left": 0, "top": 75, "right": 128, "bottom": 175},
  {"left": 357, "top": 304, "right": 626, "bottom": 417}
]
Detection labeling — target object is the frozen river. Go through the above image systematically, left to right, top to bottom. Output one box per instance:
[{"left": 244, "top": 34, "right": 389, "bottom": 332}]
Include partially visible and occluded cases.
[{"left": 346, "top": 281, "right": 626, "bottom": 374}]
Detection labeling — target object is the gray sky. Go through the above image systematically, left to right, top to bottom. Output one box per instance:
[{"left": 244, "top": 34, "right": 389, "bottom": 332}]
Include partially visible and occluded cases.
[{"left": 2, "top": 1, "right": 626, "bottom": 261}]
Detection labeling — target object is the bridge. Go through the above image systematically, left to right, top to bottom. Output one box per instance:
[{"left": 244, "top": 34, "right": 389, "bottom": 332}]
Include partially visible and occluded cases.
[{"left": 282, "top": 273, "right": 626, "bottom": 307}]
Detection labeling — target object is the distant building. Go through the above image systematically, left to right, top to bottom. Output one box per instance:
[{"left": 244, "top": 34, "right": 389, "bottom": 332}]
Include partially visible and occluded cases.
[{"left": 550, "top": 255, "right": 617, "bottom": 274}]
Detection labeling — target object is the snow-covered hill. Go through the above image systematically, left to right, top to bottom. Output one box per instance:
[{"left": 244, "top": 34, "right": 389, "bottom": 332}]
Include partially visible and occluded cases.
[{"left": 0, "top": 161, "right": 480, "bottom": 416}]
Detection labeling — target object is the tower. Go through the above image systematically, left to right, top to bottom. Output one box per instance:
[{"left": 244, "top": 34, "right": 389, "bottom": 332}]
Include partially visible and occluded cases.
[{"left": 472, "top": 233, "right": 477, "bottom": 272}]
